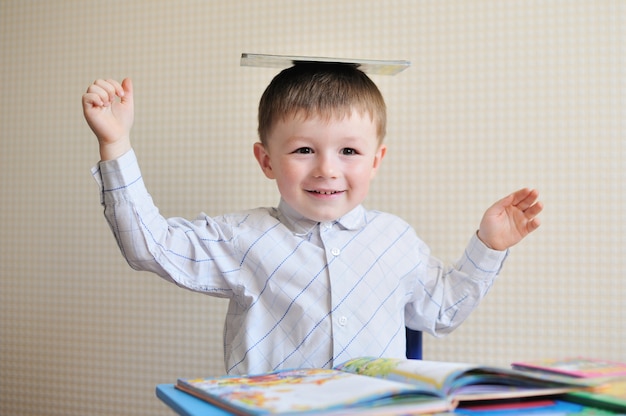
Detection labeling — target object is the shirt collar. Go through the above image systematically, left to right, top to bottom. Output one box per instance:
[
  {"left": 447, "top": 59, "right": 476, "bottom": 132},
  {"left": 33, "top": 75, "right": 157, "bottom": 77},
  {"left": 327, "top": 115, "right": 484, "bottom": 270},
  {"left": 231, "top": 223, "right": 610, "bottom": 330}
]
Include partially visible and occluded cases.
[{"left": 276, "top": 198, "right": 367, "bottom": 233}]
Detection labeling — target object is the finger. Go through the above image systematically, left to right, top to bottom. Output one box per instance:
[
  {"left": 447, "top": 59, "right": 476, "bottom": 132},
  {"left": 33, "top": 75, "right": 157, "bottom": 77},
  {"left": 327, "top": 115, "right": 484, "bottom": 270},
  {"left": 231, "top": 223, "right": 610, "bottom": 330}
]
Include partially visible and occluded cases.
[
  {"left": 104, "top": 78, "right": 125, "bottom": 97},
  {"left": 120, "top": 78, "right": 133, "bottom": 105},
  {"left": 93, "top": 79, "right": 123, "bottom": 102},
  {"left": 86, "top": 83, "right": 114, "bottom": 106},
  {"left": 85, "top": 84, "right": 112, "bottom": 105},
  {"left": 82, "top": 91, "right": 104, "bottom": 108},
  {"left": 510, "top": 187, "right": 532, "bottom": 204},
  {"left": 512, "top": 188, "right": 539, "bottom": 211},
  {"left": 491, "top": 192, "right": 516, "bottom": 211},
  {"left": 523, "top": 200, "right": 543, "bottom": 218},
  {"left": 526, "top": 217, "right": 541, "bottom": 233}
]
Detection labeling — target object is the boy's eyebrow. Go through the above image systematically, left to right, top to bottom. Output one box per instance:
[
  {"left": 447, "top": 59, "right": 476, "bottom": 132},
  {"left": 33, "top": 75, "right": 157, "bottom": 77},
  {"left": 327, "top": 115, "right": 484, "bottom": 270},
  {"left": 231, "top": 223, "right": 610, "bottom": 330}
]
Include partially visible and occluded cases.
[{"left": 240, "top": 53, "right": 410, "bottom": 76}]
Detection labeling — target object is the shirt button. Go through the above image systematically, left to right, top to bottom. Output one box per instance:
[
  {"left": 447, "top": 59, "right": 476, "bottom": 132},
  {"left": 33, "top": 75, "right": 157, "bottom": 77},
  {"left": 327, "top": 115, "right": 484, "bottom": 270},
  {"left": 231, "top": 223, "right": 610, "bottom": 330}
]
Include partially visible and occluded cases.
[
  {"left": 330, "top": 247, "right": 341, "bottom": 256},
  {"left": 338, "top": 316, "right": 348, "bottom": 326}
]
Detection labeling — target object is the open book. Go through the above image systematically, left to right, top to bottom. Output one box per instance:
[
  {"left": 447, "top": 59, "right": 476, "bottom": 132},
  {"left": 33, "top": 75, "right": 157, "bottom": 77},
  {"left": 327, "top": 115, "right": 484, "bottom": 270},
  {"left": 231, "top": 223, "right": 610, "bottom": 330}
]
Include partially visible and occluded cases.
[
  {"left": 175, "top": 357, "right": 586, "bottom": 415},
  {"left": 512, "top": 357, "right": 626, "bottom": 413},
  {"left": 512, "top": 357, "right": 626, "bottom": 379}
]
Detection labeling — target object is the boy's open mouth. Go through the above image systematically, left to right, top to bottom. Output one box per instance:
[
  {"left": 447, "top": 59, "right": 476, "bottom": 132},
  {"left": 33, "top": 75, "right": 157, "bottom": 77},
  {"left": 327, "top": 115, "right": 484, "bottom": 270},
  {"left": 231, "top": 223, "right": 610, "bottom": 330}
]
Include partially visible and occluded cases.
[{"left": 308, "top": 190, "right": 342, "bottom": 195}]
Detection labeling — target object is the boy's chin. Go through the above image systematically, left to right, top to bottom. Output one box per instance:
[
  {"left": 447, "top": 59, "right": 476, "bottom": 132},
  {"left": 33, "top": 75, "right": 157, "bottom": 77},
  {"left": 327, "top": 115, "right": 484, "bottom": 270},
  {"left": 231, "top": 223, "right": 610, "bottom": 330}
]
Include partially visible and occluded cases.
[{"left": 300, "top": 208, "right": 354, "bottom": 223}]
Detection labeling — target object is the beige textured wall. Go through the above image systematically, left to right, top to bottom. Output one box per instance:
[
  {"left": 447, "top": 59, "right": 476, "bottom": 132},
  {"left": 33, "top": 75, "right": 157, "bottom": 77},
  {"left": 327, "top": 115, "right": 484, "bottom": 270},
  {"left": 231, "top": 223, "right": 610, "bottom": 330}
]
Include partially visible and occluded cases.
[{"left": 1, "top": 1, "right": 624, "bottom": 414}]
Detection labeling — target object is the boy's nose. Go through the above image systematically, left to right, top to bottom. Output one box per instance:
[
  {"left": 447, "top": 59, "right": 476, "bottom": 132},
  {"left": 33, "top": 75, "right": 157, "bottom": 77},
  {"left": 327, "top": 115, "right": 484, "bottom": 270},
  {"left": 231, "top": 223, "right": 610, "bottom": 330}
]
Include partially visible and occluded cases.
[{"left": 314, "top": 154, "right": 338, "bottom": 178}]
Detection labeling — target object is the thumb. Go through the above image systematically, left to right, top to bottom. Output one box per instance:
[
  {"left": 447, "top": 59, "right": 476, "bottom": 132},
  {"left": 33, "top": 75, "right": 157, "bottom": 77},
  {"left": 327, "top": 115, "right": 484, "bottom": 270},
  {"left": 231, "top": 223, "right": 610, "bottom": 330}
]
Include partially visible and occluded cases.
[
  {"left": 120, "top": 78, "right": 133, "bottom": 105},
  {"left": 487, "top": 192, "right": 514, "bottom": 216},
  {"left": 497, "top": 192, "right": 516, "bottom": 208}
]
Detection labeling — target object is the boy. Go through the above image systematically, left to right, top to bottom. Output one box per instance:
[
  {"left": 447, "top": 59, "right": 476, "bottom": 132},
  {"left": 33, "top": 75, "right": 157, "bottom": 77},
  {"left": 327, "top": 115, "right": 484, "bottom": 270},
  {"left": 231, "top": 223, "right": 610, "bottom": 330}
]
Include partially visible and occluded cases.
[{"left": 83, "top": 62, "right": 542, "bottom": 375}]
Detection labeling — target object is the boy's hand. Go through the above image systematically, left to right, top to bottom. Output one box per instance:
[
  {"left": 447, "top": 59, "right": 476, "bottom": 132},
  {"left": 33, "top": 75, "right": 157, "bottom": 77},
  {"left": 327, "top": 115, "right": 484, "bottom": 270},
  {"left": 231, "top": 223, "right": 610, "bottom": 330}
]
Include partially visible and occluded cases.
[
  {"left": 82, "top": 78, "right": 134, "bottom": 160},
  {"left": 477, "top": 188, "right": 543, "bottom": 251}
]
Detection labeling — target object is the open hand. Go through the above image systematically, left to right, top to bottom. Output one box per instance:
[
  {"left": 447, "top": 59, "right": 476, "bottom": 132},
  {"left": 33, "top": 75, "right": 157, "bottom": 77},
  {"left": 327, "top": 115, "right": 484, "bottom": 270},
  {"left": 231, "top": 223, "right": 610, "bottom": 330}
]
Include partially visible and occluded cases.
[{"left": 477, "top": 188, "right": 543, "bottom": 251}]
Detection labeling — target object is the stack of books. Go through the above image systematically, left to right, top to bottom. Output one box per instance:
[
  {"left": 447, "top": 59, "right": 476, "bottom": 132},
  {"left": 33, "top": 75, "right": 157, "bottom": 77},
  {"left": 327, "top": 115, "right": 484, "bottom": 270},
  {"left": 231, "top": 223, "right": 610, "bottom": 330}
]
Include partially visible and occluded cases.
[{"left": 511, "top": 357, "right": 626, "bottom": 414}]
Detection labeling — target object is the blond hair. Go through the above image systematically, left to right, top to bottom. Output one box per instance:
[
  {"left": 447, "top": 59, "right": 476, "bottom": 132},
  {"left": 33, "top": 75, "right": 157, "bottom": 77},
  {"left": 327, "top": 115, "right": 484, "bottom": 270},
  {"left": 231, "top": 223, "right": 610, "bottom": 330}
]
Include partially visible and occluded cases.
[{"left": 257, "top": 63, "right": 387, "bottom": 146}]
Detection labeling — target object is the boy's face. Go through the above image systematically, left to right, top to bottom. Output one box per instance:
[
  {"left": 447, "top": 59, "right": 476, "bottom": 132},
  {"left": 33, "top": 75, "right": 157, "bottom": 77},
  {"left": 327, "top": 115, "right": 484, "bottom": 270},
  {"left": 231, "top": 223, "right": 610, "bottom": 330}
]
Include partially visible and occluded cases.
[{"left": 254, "top": 109, "right": 386, "bottom": 222}]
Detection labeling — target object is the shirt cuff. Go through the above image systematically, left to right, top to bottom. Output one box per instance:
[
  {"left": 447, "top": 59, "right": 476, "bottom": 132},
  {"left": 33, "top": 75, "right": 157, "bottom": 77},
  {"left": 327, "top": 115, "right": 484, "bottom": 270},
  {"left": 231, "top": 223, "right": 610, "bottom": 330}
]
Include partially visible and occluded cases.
[
  {"left": 91, "top": 149, "right": 144, "bottom": 205},
  {"left": 463, "top": 232, "right": 509, "bottom": 276}
]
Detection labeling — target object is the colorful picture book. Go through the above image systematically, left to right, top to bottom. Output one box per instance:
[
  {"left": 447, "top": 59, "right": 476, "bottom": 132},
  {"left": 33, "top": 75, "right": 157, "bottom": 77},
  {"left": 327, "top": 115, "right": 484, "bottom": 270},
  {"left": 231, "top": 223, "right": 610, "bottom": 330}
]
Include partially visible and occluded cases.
[
  {"left": 175, "top": 357, "right": 584, "bottom": 415},
  {"left": 511, "top": 357, "right": 626, "bottom": 379},
  {"left": 511, "top": 357, "right": 626, "bottom": 413}
]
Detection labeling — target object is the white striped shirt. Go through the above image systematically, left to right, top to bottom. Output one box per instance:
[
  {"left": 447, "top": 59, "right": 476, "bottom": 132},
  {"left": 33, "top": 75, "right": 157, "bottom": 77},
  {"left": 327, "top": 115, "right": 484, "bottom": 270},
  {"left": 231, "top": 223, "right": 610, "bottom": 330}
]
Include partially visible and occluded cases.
[{"left": 93, "top": 149, "right": 507, "bottom": 375}]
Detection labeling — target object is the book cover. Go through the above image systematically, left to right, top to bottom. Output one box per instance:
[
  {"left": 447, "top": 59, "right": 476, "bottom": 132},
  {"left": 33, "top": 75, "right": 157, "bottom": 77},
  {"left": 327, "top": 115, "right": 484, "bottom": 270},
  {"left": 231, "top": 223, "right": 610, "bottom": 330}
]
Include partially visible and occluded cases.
[
  {"left": 240, "top": 53, "right": 410, "bottom": 76},
  {"left": 564, "top": 379, "right": 626, "bottom": 413},
  {"left": 455, "top": 399, "right": 617, "bottom": 415}
]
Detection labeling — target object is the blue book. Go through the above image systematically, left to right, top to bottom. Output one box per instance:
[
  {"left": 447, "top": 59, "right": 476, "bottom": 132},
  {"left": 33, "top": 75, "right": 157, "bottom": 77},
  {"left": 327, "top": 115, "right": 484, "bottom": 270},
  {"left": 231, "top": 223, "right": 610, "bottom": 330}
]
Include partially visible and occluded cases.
[{"left": 157, "top": 384, "right": 232, "bottom": 416}]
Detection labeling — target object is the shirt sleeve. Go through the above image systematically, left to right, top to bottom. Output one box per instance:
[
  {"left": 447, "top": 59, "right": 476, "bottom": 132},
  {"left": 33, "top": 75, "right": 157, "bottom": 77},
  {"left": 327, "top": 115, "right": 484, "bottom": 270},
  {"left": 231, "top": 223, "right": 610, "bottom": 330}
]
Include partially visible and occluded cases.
[
  {"left": 91, "top": 149, "right": 237, "bottom": 297},
  {"left": 405, "top": 232, "right": 508, "bottom": 336}
]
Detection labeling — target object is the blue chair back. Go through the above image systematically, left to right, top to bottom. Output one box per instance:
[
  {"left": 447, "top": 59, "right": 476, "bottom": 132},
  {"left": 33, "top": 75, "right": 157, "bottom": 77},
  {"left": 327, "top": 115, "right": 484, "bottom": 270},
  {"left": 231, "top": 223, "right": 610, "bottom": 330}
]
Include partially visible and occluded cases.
[{"left": 405, "top": 327, "right": 422, "bottom": 359}]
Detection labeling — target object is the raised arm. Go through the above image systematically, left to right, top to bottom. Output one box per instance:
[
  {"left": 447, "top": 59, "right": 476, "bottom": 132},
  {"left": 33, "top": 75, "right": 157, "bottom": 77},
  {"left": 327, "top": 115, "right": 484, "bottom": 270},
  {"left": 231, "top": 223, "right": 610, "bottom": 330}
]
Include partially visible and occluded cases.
[{"left": 82, "top": 78, "right": 134, "bottom": 161}]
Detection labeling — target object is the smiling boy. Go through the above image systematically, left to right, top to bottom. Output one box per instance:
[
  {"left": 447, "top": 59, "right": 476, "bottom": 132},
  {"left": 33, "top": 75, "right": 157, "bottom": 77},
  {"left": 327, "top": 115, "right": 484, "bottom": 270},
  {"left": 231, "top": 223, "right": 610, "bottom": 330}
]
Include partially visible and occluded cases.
[{"left": 83, "top": 62, "right": 542, "bottom": 375}]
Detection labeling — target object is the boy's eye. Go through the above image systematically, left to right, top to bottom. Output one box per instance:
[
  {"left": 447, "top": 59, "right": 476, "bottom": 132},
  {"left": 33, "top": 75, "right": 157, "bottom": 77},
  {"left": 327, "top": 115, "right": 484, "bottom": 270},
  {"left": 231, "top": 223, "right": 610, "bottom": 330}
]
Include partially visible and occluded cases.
[
  {"left": 293, "top": 147, "right": 313, "bottom": 154},
  {"left": 341, "top": 148, "right": 358, "bottom": 155}
]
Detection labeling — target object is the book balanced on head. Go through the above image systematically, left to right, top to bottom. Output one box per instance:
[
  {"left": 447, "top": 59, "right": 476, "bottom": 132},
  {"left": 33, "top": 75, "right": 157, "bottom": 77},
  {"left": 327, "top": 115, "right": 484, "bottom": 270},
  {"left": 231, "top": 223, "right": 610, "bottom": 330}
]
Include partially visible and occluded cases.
[{"left": 172, "top": 357, "right": 588, "bottom": 415}]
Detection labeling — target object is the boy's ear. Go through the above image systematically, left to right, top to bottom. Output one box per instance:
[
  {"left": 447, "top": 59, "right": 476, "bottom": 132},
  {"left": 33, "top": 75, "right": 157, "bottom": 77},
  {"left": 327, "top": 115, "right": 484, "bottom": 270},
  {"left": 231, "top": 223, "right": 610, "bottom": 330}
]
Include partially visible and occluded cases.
[
  {"left": 253, "top": 142, "right": 276, "bottom": 179},
  {"left": 370, "top": 144, "right": 387, "bottom": 179}
]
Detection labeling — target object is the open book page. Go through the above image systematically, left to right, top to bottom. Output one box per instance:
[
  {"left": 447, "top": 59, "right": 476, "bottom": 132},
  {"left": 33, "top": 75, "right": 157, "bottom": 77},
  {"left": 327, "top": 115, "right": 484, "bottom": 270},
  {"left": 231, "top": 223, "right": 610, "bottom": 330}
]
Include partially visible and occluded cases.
[
  {"left": 336, "top": 357, "right": 585, "bottom": 402},
  {"left": 336, "top": 357, "right": 474, "bottom": 393},
  {"left": 176, "top": 368, "right": 451, "bottom": 415}
]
